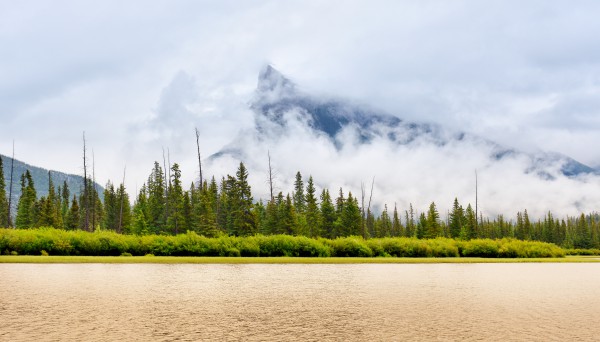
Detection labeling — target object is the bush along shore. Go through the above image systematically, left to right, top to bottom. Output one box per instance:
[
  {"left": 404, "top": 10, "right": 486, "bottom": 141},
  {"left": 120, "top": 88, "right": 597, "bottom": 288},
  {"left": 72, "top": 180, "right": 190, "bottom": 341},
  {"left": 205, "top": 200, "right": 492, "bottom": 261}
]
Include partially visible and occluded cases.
[{"left": 0, "top": 228, "right": 568, "bottom": 258}]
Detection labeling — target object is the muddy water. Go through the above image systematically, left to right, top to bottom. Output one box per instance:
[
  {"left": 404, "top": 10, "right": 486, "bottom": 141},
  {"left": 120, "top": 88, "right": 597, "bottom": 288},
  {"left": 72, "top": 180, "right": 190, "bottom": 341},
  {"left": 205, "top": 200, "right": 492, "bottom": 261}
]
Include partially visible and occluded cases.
[{"left": 1, "top": 263, "right": 599, "bottom": 341}]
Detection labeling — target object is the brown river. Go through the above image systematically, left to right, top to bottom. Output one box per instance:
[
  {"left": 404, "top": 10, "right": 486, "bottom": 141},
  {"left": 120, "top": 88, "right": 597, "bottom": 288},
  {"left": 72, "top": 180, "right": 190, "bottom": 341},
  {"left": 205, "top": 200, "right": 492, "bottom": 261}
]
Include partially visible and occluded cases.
[{"left": 1, "top": 263, "right": 599, "bottom": 341}]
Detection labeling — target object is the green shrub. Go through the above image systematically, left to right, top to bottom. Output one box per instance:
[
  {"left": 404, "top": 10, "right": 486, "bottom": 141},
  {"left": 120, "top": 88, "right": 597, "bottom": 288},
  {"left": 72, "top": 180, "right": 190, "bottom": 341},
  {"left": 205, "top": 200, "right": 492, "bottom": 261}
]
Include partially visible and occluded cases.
[{"left": 327, "top": 236, "right": 373, "bottom": 257}]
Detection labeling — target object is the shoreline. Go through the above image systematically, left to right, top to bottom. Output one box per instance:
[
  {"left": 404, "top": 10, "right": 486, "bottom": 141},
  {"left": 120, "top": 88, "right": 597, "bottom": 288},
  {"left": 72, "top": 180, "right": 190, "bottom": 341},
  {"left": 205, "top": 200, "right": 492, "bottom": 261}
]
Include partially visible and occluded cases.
[{"left": 1, "top": 255, "right": 599, "bottom": 264}]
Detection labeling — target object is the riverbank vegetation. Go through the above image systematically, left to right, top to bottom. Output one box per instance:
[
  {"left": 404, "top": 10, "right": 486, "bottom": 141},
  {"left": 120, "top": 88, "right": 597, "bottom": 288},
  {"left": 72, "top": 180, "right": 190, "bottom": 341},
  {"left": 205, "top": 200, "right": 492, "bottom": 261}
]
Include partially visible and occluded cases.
[
  {"left": 2, "top": 157, "right": 600, "bottom": 254},
  {"left": 0, "top": 228, "right": 567, "bottom": 258}
]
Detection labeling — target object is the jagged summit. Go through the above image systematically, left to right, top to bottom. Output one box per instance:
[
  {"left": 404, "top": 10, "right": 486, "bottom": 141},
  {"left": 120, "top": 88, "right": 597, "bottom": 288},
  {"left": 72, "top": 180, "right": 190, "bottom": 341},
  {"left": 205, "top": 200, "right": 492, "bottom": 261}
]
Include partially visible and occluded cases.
[{"left": 256, "top": 65, "right": 295, "bottom": 97}]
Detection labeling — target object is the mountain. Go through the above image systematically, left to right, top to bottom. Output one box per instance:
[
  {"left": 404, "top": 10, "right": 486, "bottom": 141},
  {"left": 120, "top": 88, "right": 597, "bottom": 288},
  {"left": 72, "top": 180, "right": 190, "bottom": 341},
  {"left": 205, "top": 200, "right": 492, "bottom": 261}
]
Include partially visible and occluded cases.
[
  {"left": 215, "top": 65, "right": 597, "bottom": 179},
  {"left": 1, "top": 154, "right": 104, "bottom": 216}
]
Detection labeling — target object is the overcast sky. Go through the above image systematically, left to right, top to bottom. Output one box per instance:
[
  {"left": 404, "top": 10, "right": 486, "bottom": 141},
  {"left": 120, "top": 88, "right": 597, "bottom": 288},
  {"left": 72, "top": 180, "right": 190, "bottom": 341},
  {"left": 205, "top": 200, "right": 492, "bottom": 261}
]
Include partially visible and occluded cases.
[{"left": 2, "top": 0, "right": 600, "bottom": 216}]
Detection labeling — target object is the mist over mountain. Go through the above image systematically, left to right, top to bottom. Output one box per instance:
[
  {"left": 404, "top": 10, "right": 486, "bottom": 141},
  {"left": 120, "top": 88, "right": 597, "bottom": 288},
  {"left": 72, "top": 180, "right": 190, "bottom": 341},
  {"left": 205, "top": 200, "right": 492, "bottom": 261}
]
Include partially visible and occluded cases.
[{"left": 208, "top": 66, "right": 600, "bottom": 218}]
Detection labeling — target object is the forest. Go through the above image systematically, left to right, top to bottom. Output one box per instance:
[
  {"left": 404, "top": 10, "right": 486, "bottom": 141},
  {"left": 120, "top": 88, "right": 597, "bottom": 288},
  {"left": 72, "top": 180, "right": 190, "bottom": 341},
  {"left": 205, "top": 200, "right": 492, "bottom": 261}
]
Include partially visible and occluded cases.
[{"left": 1, "top": 154, "right": 600, "bottom": 251}]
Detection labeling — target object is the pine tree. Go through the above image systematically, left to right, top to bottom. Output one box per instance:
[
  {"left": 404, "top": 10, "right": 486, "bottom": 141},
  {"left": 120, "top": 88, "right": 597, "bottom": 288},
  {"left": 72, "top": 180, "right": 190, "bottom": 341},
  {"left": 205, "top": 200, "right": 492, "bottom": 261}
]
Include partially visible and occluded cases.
[
  {"left": 0, "top": 157, "right": 8, "bottom": 227},
  {"left": 147, "top": 162, "right": 166, "bottom": 233},
  {"left": 235, "top": 162, "right": 256, "bottom": 236},
  {"left": 166, "top": 163, "right": 184, "bottom": 235},
  {"left": 15, "top": 171, "right": 36, "bottom": 228},
  {"left": 292, "top": 172, "right": 306, "bottom": 214},
  {"left": 304, "top": 176, "right": 319, "bottom": 237},
  {"left": 195, "top": 178, "right": 220, "bottom": 237},
  {"left": 60, "top": 181, "right": 70, "bottom": 228},
  {"left": 103, "top": 182, "right": 117, "bottom": 230},
  {"left": 116, "top": 184, "right": 132, "bottom": 233},
  {"left": 131, "top": 185, "right": 150, "bottom": 235},
  {"left": 319, "top": 189, "right": 336, "bottom": 238},
  {"left": 340, "top": 192, "right": 361, "bottom": 236},
  {"left": 279, "top": 194, "right": 298, "bottom": 235},
  {"left": 65, "top": 196, "right": 80, "bottom": 230},
  {"left": 449, "top": 198, "right": 464, "bottom": 239},
  {"left": 425, "top": 202, "right": 441, "bottom": 238},
  {"left": 378, "top": 204, "right": 392, "bottom": 237},
  {"left": 392, "top": 204, "right": 402, "bottom": 237},
  {"left": 463, "top": 204, "right": 477, "bottom": 240}
]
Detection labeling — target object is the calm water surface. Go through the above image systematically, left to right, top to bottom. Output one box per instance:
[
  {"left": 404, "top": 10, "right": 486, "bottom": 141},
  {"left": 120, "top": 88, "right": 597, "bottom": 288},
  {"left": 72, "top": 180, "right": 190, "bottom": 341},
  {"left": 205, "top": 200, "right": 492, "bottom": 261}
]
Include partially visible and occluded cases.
[{"left": 1, "top": 263, "right": 599, "bottom": 341}]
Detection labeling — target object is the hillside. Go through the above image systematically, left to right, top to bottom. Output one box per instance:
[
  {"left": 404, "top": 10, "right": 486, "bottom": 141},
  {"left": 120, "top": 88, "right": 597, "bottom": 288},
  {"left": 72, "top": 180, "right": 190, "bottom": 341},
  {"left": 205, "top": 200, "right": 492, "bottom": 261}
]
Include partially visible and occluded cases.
[{"left": 1, "top": 154, "right": 103, "bottom": 216}]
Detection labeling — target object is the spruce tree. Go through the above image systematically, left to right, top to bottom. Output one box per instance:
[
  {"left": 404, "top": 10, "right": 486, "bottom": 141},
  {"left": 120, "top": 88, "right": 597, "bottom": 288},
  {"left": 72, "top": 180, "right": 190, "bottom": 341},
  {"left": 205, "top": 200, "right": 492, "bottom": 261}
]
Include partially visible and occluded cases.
[
  {"left": 166, "top": 163, "right": 184, "bottom": 235},
  {"left": 15, "top": 171, "right": 36, "bottom": 228},
  {"left": 292, "top": 172, "right": 305, "bottom": 214},
  {"left": 304, "top": 176, "right": 319, "bottom": 237},
  {"left": 319, "top": 189, "right": 336, "bottom": 238},
  {"left": 65, "top": 196, "right": 80, "bottom": 230},
  {"left": 449, "top": 198, "right": 464, "bottom": 239},
  {"left": 425, "top": 202, "right": 441, "bottom": 238},
  {"left": 392, "top": 204, "right": 402, "bottom": 237}
]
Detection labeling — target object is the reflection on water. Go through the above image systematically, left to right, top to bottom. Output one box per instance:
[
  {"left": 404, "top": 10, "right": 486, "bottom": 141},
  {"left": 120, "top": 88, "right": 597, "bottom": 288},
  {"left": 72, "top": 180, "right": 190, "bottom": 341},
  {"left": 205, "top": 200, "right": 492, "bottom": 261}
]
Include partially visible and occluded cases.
[{"left": 1, "top": 263, "right": 599, "bottom": 341}]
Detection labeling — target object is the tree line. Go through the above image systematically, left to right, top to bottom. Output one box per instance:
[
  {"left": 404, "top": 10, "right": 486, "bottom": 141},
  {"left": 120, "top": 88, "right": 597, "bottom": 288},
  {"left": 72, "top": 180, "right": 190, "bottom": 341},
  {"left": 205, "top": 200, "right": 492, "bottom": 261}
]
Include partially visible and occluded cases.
[{"left": 1, "top": 155, "right": 599, "bottom": 249}]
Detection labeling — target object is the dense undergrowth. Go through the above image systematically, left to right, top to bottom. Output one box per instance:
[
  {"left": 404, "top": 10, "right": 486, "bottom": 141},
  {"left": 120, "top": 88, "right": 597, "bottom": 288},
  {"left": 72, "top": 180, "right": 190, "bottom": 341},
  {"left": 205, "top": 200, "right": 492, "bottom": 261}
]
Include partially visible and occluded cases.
[{"left": 0, "top": 228, "right": 570, "bottom": 258}]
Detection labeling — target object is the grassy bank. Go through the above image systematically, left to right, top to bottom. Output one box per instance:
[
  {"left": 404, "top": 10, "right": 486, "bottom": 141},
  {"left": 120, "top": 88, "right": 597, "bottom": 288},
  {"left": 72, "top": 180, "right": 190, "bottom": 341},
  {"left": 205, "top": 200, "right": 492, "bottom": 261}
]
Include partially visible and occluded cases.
[
  {"left": 1, "top": 227, "right": 566, "bottom": 258},
  {"left": 1, "top": 255, "right": 598, "bottom": 264}
]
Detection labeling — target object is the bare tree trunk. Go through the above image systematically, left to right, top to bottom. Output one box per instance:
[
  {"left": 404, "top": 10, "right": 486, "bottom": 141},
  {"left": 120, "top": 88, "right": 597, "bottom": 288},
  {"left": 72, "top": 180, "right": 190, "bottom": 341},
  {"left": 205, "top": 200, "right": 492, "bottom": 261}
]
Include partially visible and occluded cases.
[
  {"left": 195, "top": 127, "right": 203, "bottom": 191},
  {"left": 83, "top": 132, "right": 90, "bottom": 231},
  {"left": 7, "top": 140, "right": 15, "bottom": 227},
  {"left": 162, "top": 147, "right": 169, "bottom": 226},
  {"left": 91, "top": 150, "right": 96, "bottom": 231},
  {"left": 268, "top": 151, "right": 274, "bottom": 202},
  {"left": 118, "top": 166, "right": 126, "bottom": 234},
  {"left": 475, "top": 169, "right": 478, "bottom": 232},
  {"left": 367, "top": 177, "right": 375, "bottom": 213},
  {"left": 361, "top": 182, "right": 366, "bottom": 237}
]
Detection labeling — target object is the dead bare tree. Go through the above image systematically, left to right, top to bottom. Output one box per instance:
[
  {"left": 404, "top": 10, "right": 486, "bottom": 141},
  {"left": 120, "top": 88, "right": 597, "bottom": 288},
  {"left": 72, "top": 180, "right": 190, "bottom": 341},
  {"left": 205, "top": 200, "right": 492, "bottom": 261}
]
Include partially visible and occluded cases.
[
  {"left": 195, "top": 127, "right": 203, "bottom": 190},
  {"left": 83, "top": 132, "right": 90, "bottom": 231},
  {"left": 7, "top": 140, "right": 15, "bottom": 227},
  {"left": 162, "top": 147, "right": 168, "bottom": 224},
  {"left": 91, "top": 150, "right": 96, "bottom": 231},
  {"left": 267, "top": 151, "right": 275, "bottom": 202},
  {"left": 118, "top": 165, "right": 126, "bottom": 233},
  {"left": 475, "top": 169, "right": 478, "bottom": 231}
]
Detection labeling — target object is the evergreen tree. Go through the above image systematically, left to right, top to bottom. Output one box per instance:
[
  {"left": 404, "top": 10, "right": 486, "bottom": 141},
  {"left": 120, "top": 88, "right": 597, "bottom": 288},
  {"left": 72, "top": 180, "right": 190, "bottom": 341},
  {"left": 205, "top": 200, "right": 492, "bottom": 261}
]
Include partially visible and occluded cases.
[
  {"left": 147, "top": 162, "right": 166, "bottom": 233},
  {"left": 233, "top": 162, "right": 256, "bottom": 236},
  {"left": 166, "top": 163, "right": 184, "bottom": 235},
  {"left": 15, "top": 171, "right": 36, "bottom": 228},
  {"left": 37, "top": 172, "right": 58, "bottom": 227},
  {"left": 292, "top": 172, "right": 306, "bottom": 214},
  {"left": 304, "top": 176, "right": 319, "bottom": 237},
  {"left": 195, "top": 178, "right": 220, "bottom": 237},
  {"left": 60, "top": 181, "right": 70, "bottom": 228},
  {"left": 103, "top": 182, "right": 118, "bottom": 230},
  {"left": 116, "top": 184, "right": 132, "bottom": 233},
  {"left": 131, "top": 185, "right": 150, "bottom": 235},
  {"left": 319, "top": 189, "right": 336, "bottom": 238},
  {"left": 340, "top": 192, "right": 362, "bottom": 236},
  {"left": 279, "top": 194, "right": 298, "bottom": 235},
  {"left": 65, "top": 196, "right": 80, "bottom": 230},
  {"left": 449, "top": 198, "right": 464, "bottom": 239},
  {"left": 425, "top": 202, "right": 441, "bottom": 238},
  {"left": 378, "top": 204, "right": 392, "bottom": 237},
  {"left": 392, "top": 204, "right": 402, "bottom": 237},
  {"left": 463, "top": 204, "right": 477, "bottom": 240},
  {"left": 416, "top": 212, "right": 427, "bottom": 239}
]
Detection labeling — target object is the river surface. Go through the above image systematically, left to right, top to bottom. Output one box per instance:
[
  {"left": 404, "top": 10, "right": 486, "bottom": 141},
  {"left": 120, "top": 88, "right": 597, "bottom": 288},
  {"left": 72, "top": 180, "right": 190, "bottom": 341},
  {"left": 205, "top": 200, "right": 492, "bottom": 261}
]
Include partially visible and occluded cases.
[{"left": 1, "top": 263, "right": 599, "bottom": 341}]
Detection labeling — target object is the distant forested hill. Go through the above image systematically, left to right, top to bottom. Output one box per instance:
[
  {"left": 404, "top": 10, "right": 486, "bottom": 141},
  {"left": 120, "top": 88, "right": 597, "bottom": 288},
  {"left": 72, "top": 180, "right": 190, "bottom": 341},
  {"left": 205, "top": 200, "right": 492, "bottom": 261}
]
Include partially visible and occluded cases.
[{"left": 1, "top": 154, "right": 103, "bottom": 216}]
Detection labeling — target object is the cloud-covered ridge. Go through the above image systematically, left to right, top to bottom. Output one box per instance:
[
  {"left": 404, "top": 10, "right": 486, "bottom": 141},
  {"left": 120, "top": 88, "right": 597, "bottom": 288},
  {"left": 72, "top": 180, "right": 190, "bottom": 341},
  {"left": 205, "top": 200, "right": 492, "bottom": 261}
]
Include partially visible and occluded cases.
[{"left": 208, "top": 66, "right": 600, "bottom": 219}]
